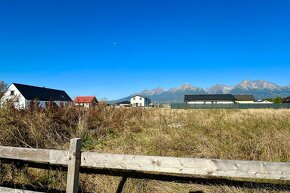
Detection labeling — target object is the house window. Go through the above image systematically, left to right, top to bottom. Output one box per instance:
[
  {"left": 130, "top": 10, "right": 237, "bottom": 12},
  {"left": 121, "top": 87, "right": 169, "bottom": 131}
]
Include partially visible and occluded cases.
[
  {"left": 10, "top": 91, "right": 15, "bottom": 96},
  {"left": 133, "top": 97, "right": 135, "bottom": 100},
  {"left": 140, "top": 97, "right": 142, "bottom": 100}
]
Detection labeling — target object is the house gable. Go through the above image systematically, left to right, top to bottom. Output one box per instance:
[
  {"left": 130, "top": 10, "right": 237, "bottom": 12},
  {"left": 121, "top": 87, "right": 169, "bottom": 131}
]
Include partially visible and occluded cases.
[{"left": 1, "top": 84, "right": 26, "bottom": 108}]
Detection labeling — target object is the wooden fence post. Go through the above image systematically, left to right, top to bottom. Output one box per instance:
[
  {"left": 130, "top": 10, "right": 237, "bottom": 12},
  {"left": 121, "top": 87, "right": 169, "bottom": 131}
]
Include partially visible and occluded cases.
[{"left": 66, "top": 138, "right": 82, "bottom": 193}]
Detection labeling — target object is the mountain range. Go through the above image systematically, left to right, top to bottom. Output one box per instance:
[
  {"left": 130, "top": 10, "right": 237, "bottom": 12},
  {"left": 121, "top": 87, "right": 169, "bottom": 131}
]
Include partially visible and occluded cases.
[{"left": 112, "top": 80, "right": 290, "bottom": 103}]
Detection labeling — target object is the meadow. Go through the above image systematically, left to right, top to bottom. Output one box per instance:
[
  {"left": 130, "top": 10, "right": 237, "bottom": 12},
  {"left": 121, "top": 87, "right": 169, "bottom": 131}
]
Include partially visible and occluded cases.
[{"left": 0, "top": 106, "right": 289, "bottom": 193}]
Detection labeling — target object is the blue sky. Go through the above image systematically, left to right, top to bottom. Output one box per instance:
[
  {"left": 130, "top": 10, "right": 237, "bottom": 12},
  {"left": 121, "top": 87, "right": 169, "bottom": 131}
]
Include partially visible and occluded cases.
[{"left": 0, "top": 0, "right": 289, "bottom": 100}]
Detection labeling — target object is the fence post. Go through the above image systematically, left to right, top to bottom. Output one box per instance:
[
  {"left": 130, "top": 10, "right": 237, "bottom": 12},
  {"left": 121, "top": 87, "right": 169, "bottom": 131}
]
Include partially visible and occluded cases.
[{"left": 66, "top": 138, "right": 82, "bottom": 193}]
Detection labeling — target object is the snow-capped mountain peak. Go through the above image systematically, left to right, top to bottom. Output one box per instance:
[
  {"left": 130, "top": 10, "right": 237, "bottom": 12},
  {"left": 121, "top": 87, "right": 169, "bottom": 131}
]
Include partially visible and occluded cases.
[
  {"left": 113, "top": 80, "right": 290, "bottom": 103},
  {"left": 235, "top": 80, "right": 281, "bottom": 90},
  {"left": 169, "top": 83, "right": 203, "bottom": 93},
  {"left": 206, "top": 84, "right": 233, "bottom": 94},
  {"left": 138, "top": 87, "right": 165, "bottom": 96}
]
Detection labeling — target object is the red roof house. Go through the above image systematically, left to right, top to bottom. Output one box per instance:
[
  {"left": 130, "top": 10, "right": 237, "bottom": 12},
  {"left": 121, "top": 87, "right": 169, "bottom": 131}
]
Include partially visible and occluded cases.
[{"left": 74, "top": 96, "right": 98, "bottom": 107}]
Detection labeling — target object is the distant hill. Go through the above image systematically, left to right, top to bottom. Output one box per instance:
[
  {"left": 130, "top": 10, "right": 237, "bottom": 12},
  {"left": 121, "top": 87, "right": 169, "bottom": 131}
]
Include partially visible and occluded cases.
[{"left": 111, "top": 80, "right": 290, "bottom": 103}]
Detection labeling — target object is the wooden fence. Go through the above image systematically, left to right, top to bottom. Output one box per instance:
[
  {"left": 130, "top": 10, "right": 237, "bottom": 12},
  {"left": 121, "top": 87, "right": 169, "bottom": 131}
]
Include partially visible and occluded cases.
[{"left": 0, "top": 138, "right": 290, "bottom": 193}]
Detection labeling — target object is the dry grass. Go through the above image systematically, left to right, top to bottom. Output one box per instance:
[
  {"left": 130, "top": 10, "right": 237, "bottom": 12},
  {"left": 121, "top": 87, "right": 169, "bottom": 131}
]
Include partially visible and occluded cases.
[{"left": 0, "top": 106, "right": 290, "bottom": 192}]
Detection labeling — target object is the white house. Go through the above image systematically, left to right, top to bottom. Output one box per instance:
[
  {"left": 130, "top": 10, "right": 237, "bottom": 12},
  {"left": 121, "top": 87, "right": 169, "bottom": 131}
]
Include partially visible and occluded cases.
[
  {"left": 0, "top": 83, "right": 72, "bottom": 109},
  {"left": 130, "top": 95, "right": 151, "bottom": 107}
]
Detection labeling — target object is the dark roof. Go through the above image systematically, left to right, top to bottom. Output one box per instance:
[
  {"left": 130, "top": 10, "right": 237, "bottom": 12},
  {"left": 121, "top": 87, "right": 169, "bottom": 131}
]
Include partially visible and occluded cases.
[
  {"left": 13, "top": 83, "right": 72, "bottom": 101},
  {"left": 184, "top": 94, "right": 236, "bottom": 102},
  {"left": 131, "top": 95, "right": 148, "bottom": 99},
  {"left": 131, "top": 95, "right": 151, "bottom": 102},
  {"left": 234, "top": 95, "right": 255, "bottom": 101},
  {"left": 283, "top": 96, "right": 290, "bottom": 103},
  {"left": 115, "top": 101, "right": 131, "bottom": 105}
]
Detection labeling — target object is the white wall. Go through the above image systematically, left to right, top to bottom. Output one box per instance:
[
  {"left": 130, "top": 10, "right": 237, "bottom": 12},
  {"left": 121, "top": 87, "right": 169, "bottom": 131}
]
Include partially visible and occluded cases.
[
  {"left": 1, "top": 84, "right": 26, "bottom": 108},
  {"left": 27, "top": 100, "right": 71, "bottom": 108},
  {"left": 53, "top": 100, "right": 71, "bottom": 107},
  {"left": 235, "top": 101, "right": 254, "bottom": 104},
  {"left": 255, "top": 101, "right": 274, "bottom": 104},
  {"left": 74, "top": 103, "right": 91, "bottom": 108}
]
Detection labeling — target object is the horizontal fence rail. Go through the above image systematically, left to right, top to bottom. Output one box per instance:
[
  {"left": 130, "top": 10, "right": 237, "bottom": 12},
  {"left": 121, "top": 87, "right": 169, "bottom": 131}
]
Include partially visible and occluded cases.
[
  {"left": 171, "top": 103, "right": 290, "bottom": 109},
  {"left": 1, "top": 138, "right": 290, "bottom": 192},
  {"left": 0, "top": 146, "right": 69, "bottom": 165},
  {"left": 81, "top": 152, "right": 290, "bottom": 180},
  {"left": 0, "top": 187, "right": 43, "bottom": 193}
]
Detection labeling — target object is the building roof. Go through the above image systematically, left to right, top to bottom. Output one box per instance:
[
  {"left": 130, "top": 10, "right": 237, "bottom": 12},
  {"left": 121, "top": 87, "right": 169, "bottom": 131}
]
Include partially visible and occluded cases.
[
  {"left": 13, "top": 83, "right": 72, "bottom": 101},
  {"left": 131, "top": 94, "right": 148, "bottom": 99},
  {"left": 184, "top": 94, "right": 236, "bottom": 102},
  {"left": 130, "top": 95, "right": 151, "bottom": 101},
  {"left": 234, "top": 95, "right": 255, "bottom": 101},
  {"left": 74, "top": 96, "right": 98, "bottom": 103},
  {"left": 283, "top": 96, "right": 290, "bottom": 103},
  {"left": 115, "top": 100, "right": 131, "bottom": 105}
]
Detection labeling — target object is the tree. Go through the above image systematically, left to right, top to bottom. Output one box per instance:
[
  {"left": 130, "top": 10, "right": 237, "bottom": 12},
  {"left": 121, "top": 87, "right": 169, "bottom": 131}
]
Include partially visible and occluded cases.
[
  {"left": 0, "top": 81, "right": 8, "bottom": 98},
  {"left": 273, "top": 96, "right": 283, "bottom": 103},
  {"left": 264, "top": 98, "right": 274, "bottom": 102}
]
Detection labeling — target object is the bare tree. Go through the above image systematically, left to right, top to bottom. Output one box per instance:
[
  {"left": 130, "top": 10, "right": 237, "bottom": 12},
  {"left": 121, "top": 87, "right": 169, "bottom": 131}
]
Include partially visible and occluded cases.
[{"left": 0, "top": 81, "right": 8, "bottom": 98}]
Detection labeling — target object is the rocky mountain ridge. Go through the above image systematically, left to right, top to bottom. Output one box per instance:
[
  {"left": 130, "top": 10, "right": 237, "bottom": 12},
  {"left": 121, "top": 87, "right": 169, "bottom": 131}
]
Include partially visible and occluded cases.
[{"left": 112, "top": 80, "right": 290, "bottom": 103}]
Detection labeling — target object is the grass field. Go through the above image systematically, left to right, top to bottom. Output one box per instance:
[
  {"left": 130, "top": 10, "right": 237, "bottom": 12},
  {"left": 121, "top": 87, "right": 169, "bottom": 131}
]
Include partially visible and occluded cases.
[{"left": 0, "top": 106, "right": 290, "bottom": 192}]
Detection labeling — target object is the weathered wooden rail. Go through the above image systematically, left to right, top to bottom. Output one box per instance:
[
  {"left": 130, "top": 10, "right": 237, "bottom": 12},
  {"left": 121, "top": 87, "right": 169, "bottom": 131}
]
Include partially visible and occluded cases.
[{"left": 0, "top": 138, "right": 290, "bottom": 193}]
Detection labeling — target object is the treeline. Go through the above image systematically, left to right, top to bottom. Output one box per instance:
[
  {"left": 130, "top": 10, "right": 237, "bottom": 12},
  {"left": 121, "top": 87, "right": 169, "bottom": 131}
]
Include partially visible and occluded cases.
[{"left": 264, "top": 96, "right": 288, "bottom": 103}]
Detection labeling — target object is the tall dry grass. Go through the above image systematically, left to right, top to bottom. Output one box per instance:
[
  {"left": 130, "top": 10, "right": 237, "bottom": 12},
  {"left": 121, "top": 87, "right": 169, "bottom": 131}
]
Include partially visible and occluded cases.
[{"left": 0, "top": 106, "right": 290, "bottom": 192}]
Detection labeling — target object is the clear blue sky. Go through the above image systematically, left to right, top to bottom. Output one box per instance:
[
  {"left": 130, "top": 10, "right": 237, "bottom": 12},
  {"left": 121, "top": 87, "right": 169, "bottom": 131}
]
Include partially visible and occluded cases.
[{"left": 0, "top": 0, "right": 289, "bottom": 100}]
